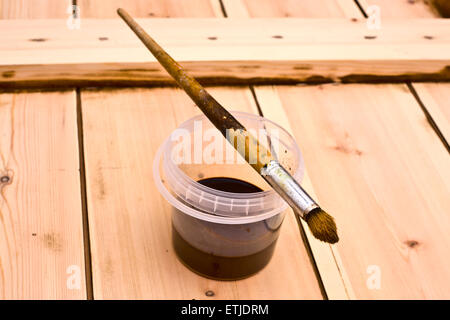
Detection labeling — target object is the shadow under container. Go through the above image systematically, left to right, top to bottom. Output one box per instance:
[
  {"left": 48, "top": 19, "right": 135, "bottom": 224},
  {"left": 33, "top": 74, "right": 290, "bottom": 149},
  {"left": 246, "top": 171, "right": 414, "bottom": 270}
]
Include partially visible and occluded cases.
[{"left": 154, "top": 111, "right": 304, "bottom": 280}]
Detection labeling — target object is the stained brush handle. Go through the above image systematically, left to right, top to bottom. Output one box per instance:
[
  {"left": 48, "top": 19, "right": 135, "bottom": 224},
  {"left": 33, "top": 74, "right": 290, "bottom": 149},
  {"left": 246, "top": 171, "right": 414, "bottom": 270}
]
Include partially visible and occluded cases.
[{"left": 117, "top": 8, "right": 244, "bottom": 136}]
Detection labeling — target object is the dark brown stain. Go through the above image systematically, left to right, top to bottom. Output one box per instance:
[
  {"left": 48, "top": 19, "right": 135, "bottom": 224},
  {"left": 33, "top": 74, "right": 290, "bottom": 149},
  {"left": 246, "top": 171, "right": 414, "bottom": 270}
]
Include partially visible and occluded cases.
[
  {"left": 431, "top": 0, "right": 450, "bottom": 17},
  {"left": 148, "top": 12, "right": 155, "bottom": 17},
  {"left": 351, "top": 18, "right": 358, "bottom": 22},
  {"left": 272, "top": 35, "right": 283, "bottom": 39},
  {"left": 364, "top": 35, "right": 377, "bottom": 40},
  {"left": 423, "top": 35, "right": 434, "bottom": 40},
  {"left": 207, "top": 36, "right": 218, "bottom": 40},
  {"left": 98, "top": 37, "right": 109, "bottom": 41},
  {"left": 28, "top": 38, "right": 47, "bottom": 42},
  {"left": 239, "top": 65, "right": 260, "bottom": 69},
  {"left": 293, "top": 65, "right": 312, "bottom": 70},
  {"left": 339, "top": 65, "right": 450, "bottom": 83},
  {"left": 1, "top": 66, "right": 449, "bottom": 92},
  {"left": 118, "top": 68, "right": 159, "bottom": 72},
  {"left": 2, "top": 71, "right": 15, "bottom": 78},
  {"left": 304, "top": 75, "right": 334, "bottom": 84},
  {"left": 332, "top": 143, "right": 363, "bottom": 156},
  {"left": 197, "top": 173, "right": 204, "bottom": 179},
  {"left": 245, "top": 228, "right": 250, "bottom": 233},
  {"left": 43, "top": 232, "right": 63, "bottom": 252},
  {"left": 32, "top": 233, "right": 37, "bottom": 236},
  {"left": 405, "top": 240, "right": 420, "bottom": 248},
  {"left": 205, "top": 290, "right": 215, "bottom": 297}
]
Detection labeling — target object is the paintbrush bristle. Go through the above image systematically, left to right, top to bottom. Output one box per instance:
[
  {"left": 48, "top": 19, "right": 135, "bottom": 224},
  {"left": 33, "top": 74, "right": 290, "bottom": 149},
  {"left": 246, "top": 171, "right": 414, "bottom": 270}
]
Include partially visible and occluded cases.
[{"left": 305, "top": 208, "right": 339, "bottom": 244}]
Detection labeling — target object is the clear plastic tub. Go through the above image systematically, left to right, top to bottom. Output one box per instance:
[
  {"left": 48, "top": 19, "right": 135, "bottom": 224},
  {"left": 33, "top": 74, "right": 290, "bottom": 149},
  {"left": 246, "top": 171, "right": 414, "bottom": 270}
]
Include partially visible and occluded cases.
[{"left": 153, "top": 111, "right": 304, "bottom": 280}]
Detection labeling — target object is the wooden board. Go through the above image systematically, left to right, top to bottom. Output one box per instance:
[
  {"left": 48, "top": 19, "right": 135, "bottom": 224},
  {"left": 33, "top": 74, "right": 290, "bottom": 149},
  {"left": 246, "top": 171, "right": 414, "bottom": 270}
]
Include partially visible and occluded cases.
[
  {"left": 0, "top": 0, "right": 72, "bottom": 19},
  {"left": 76, "top": 0, "right": 223, "bottom": 18},
  {"left": 223, "top": 0, "right": 362, "bottom": 18},
  {"left": 358, "top": 0, "right": 437, "bottom": 17},
  {"left": 1, "top": 18, "right": 449, "bottom": 89},
  {"left": 413, "top": 83, "right": 450, "bottom": 144},
  {"left": 255, "top": 84, "right": 450, "bottom": 299},
  {"left": 254, "top": 86, "right": 354, "bottom": 300},
  {"left": 81, "top": 87, "right": 323, "bottom": 299},
  {"left": 0, "top": 91, "right": 86, "bottom": 299}
]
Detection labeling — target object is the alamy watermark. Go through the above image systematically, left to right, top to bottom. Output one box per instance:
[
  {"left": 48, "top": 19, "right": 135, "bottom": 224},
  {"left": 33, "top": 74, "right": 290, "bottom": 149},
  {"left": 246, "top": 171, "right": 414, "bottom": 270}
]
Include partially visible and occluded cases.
[
  {"left": 67, "top": 3, "right": 81, "bottom": 30},
  {"left": 170, "top": 120, "right": 281, "bottom": 165}
]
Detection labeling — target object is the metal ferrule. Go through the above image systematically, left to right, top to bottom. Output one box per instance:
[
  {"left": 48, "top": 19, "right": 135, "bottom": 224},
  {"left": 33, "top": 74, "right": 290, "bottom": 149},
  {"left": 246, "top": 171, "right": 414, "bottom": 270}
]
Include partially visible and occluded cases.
[{"left": 261, "top": 160, "right": 318, "bottom": 219}]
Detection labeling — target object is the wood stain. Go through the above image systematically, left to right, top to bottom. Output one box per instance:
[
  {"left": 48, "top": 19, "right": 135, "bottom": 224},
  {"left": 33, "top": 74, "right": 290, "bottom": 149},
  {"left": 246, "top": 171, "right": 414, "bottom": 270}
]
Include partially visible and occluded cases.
[{"left": 172, "top": 177, "right": 283, "bottom": 280}]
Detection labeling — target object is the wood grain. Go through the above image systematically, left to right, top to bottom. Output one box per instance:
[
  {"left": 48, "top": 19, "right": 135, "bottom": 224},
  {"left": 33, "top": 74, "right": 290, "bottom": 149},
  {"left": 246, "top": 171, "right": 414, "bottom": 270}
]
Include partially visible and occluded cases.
[
  {"left": 0, "top": 0, "right": 71, "bottom": 19},
  {"left": 77, "top": 0, "right": 223, "bottom": 18},
  {"left": 223, "top": 0, "right": 362, "bottom": 18},
  {"left": 358, "top": 0, "right": 437, "bottom": 17},
  {"left": 1, "top": 18, "right": 449, "bottom": 89},
  {"left": 413, "top": 83, "right": 450, "bottom": 144},
  {"left": 255, "top": 84, "right": 450, "bottom": 299},
  {"left": 81, "top": 87, "right": 323, "bottom": 299},
  {"left": 0, "top": 91, "right": 86, "bottom": 299}
]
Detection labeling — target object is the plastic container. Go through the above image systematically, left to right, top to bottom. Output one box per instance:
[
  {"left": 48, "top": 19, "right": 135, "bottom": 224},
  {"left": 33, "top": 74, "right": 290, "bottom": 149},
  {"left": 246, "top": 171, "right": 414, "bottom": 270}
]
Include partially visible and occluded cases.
[{"left": 153, "top": 111, "right": 304, "bottom": 280}]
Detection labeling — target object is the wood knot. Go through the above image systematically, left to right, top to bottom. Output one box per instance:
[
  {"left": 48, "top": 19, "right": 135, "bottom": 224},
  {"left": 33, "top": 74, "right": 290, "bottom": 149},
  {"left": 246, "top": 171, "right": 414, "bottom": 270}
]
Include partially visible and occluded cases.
[
  {"left": 29, "top": 38, "right": 47, "bottom": 42},
  {"left": 2, "top": 70, "right": 15, "bottom": 78},
  {"left": 332, "top": 143, "right": 363, "bottom": 156},
  {"left": 0, "top": 170, "right": 13, "bottom": 187},
  {"left": 404, "top": 240, "right": 420, "bottom": 248},
  {"left": 205, "top": 290, "right": 215, "bottom": 297}
]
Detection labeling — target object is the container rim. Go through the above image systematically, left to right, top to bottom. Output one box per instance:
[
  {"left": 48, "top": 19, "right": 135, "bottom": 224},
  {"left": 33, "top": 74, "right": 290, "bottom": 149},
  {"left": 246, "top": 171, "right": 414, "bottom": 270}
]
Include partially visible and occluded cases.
[{"left": 152, "top": 111, "right": 304, "bottom": 224}]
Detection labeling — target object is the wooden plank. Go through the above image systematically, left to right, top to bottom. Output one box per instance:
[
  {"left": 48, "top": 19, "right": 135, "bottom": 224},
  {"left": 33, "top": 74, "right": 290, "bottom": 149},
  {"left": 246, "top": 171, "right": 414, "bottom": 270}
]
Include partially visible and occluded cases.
[
  {"left": 0, "top": 0, "right": 71, "bottom": 19},
  {"left": 76, "top": 0, "right": 223, "bottom": 18},
  {"left": 223, "top": 0, "right": 362, "bottom": 18},
  {"left": 358, "top": 0, "right": 437, "bottom": 17},
  {"left": 1, "top": 18, "right": 449, "bottom": 89},
  {"left": 412, "top": 83, "right": 450, "bottom": 144},
  {"left": 255, "top": 84, "right": 450, "bottom": 299},
  {"left": 254, "top": 86, "right": 354, "bottom": 300},
  {"left": 81, "top": 87, "right": 323, "bottom": 299},
  {"left": 0, "top": 91, "right": 86, "bottom": 299}
]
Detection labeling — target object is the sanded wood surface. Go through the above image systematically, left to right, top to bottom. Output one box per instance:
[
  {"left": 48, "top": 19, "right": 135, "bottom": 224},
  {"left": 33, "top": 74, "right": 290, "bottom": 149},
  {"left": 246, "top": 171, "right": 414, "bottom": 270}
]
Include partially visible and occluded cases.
[
  {"left": 0, "top": 0, "right": 71, "bottom": 19},
  {"left": 77, "top": 0, "right": 223, "bottom": 18},
  {"left": 223, "top": 0, "right": 362, "bottom": 18},
  {"left": 358, "top": 0, "right": 437, "bottom": 18},
  {"left": 1, "top": 18, "right": 449, "bottom": 89},
  {"left": 413, "top": 83, "right": 450, "bottom": 144},
  {"left": 255, "top": 84, "right": 450, "bottom": 299},
  {"left": 254, "top": 86, "right": 354, "bottom": 300},
  {"left": 81, "top": 87, "right": 323, "bottom": 299},
  {"left": 0, "top": 91, "right": 86, "bottom": 299}
]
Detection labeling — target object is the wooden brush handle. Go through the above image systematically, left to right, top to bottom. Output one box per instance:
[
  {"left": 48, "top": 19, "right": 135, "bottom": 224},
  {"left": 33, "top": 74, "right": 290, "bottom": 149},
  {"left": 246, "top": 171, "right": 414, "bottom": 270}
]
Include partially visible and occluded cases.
[{"left": 117, "top": 8, "right": 245, "bottom": 136}]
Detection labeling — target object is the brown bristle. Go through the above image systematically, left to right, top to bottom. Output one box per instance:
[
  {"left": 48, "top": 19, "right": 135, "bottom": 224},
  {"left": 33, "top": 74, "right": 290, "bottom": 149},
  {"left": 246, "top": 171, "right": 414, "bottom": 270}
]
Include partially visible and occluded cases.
[{"left": 305, "top": 208, "right": 339, "bottom": 244}]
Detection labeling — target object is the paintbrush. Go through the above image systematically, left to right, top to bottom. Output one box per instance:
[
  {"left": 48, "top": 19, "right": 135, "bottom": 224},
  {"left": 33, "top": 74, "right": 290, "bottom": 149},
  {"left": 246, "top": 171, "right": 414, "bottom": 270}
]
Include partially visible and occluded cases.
[{"left": 117, "top": 8, "right": 338, "bottom": 244}]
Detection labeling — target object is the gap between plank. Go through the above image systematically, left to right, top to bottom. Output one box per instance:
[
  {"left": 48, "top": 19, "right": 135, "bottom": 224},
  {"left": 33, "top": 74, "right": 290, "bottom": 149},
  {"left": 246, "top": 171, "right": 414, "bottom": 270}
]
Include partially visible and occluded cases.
[
  {"left": 218, "top": 0, "right": 228, "bottom": 17},
  {"left": 353, "top": 0, "right": 368, "bottom": 18},
  {"left": 354, "top": 0, "right": 450, "bottom": 155},
  {"left": 407, "top": 82, "right": 450, "bottom": 154},
  {"left": 249, "top": 85, "right": 328, "bottom": 300},
  {"left": 76, "top": 88, "right": 94, "bottom": 300}
]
